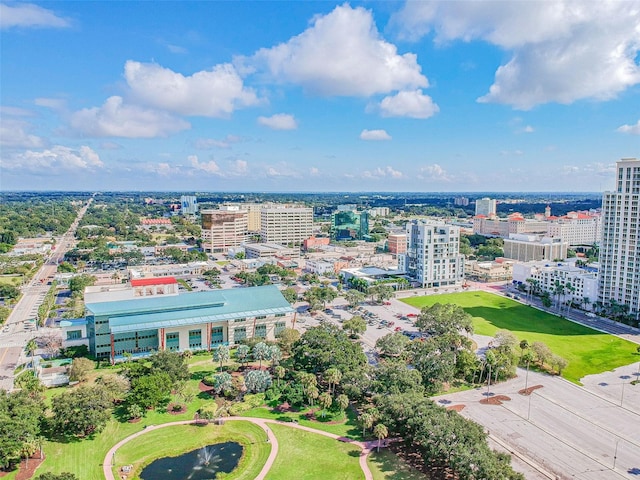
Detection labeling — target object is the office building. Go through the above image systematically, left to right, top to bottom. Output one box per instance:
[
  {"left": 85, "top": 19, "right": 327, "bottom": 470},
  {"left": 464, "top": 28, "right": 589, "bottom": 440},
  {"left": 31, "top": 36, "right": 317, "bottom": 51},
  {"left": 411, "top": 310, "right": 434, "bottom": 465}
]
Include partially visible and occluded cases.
[
  {"left": 598, "top": 157, "right": 640, "bottom": 320},
  {"left": 180, "top": 195, "right": 198, "bottom": 215},
  {"left": 454, "top": 196, "right": 469, "bottom": 207},
  {"left": 475, "top": 197, "right": 497, "bottom": 217},
  {"left": 260, "top": 205, "right": 313, "bottom": 246},
  {"left": 201, "top": 206, "right": 249, "bottom": 253},
  {"left": 331, "top": 209, "right": 369, "bottom": 241},
  {"left": 400, "top": 220, "right": 464, "bottom": 288},
  {"left": 387, "top": 234, "right": 407, "bottom": 254},
  {"left": 503, "top": 234, "right": 568, "bottom": 262},
  {"left": 84, "top": 285, "right": 294, "bottom": 361}
]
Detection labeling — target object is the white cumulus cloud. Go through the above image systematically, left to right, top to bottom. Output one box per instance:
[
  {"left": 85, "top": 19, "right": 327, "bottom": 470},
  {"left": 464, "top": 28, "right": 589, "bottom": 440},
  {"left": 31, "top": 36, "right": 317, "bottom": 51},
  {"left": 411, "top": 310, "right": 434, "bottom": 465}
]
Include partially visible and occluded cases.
[
  {"left": 393, "top": 1, "right": 640, "bottom": 109},
  {"left": 0, "top": 3, "right": 70, "bottom": 29},
  {"left": 244, "top": 3, "right": 428, "bottom": 97},
  {"left": 124, "top": 61, "right": 260, "bottom": 117},
  {"left": 378, "top": 90, "right": 439, "bottom": 118},
  {"left": 70, "top": 96, "right": 190, "bottom": 138},
  {"left": 258, "top": 114, "right": 298, "bottom": 130},
  {"left": 0, "top": 118, "right": 45, "bottom": 148},
  {"left": 617, "top": 120, "right": 640, "bottom": 135},
  {"left": 360, "top": 129, "right": 391, "bottom": 141},
  {"left": 194, "top": 135, "right": 242, "bottom": 149},
  {"left": 2, "top": 145, "right": 103, "bottom": 173},
  {"left": 188, "top": 155, "right": 221, "bottom": 174},
  {"left": 419, "top": 164, "right": 451, "bottom": 181},
  {"left": 363, "top": 166, "right": 403, "bottom": 179}
]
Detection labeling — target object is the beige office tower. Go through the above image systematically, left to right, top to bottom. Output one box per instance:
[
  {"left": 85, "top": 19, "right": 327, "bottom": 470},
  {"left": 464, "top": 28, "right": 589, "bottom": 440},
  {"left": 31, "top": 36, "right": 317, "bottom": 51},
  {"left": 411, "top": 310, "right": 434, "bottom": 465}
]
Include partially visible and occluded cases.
[
  {"left": 260, "top": 205, "right": 313, "bottom": 246},
  {"left": 201, "top": 206, "right": 249, "bottom": 253}
]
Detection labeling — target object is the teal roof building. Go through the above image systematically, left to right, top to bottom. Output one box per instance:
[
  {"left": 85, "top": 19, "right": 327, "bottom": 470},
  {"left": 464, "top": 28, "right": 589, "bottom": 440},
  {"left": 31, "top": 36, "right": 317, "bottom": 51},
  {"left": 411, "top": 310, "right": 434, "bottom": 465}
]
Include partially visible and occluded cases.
[{"left": 85, "top": 285, "right": 295, "bottom": 361}]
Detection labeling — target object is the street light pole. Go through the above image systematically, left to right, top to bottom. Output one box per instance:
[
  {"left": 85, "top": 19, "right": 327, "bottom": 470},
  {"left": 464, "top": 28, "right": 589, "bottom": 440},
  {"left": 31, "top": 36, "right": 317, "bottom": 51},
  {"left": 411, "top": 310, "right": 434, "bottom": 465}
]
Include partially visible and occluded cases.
[
  {"left": 620, "top": 381, "right": 626, "bottom": 407},
  {"left": 527, "top": 392, "right": 533, "bottom": 420},
  {"left": 613, "top": 438, "right": 620, "bottom": 470}
]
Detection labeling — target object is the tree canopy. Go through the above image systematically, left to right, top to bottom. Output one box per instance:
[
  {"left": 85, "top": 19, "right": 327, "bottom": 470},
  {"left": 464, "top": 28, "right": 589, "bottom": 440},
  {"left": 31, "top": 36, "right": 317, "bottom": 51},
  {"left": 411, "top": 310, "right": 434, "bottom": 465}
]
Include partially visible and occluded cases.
[{"left": 292, "top": 324, "right": 366, "bottom": 374}]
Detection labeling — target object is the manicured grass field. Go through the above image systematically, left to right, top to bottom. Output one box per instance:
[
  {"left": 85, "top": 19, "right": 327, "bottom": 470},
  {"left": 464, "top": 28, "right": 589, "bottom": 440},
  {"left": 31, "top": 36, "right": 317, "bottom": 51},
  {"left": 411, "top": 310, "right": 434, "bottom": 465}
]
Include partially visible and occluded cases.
[
  {"left": 0, "top": 275, "right": 23, "bottom": 286},
  {"left": 401, "top": 291, "right": 639, "bottom": 383},
  {"left": 242, "top": 405, "right": 363, "bottom": 440},
  {"left": 110, "top": 421, "right": 270, "bottom": 480},
  {"left": 267, "top": 423, "right": 364, "bottom": 480},
  {"left": 368, "top": 449, "right": 426, "bottom": 480}
]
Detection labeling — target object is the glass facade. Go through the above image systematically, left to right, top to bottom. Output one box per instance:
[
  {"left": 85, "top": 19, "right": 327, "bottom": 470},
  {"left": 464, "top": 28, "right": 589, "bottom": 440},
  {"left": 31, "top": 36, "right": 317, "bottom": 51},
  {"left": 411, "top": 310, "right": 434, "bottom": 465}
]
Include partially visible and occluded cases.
[
  {"left": 331, "top": 210, "right": 369, "bottom": 241},
  {"left": 255, "top": 324, "right": 267, "bottom": 338},
  {"left": 211, "top": 326, "right": 224, "bottom": 345},
  {"left": 188, "top": 329, "right": 202, "bottom": 350},
  {"left": 166, "top": 332, "right": 180, "bottom": 351}
]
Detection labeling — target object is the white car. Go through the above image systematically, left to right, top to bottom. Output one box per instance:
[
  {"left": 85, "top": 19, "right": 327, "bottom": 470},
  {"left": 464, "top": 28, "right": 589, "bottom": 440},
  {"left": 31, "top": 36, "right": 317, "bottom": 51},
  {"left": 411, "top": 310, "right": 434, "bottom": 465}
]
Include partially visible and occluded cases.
[{"left": 585, "top": 312, "right": 596, "bottom": 318}]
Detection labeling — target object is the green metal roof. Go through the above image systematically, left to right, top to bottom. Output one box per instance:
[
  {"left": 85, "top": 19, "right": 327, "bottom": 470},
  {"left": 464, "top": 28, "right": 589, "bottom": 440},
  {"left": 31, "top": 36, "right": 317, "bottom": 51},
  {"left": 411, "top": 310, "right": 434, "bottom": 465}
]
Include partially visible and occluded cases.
[{"left": 85, "top": 285, "right": 294, "bottom": 334}]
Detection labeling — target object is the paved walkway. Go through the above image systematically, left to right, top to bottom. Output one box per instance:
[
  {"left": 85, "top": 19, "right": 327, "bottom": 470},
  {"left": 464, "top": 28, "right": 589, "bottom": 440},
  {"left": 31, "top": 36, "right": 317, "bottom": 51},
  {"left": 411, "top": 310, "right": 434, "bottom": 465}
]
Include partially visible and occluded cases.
[{"left": 103, "top": 416, "right": 380, "bottom": 480}]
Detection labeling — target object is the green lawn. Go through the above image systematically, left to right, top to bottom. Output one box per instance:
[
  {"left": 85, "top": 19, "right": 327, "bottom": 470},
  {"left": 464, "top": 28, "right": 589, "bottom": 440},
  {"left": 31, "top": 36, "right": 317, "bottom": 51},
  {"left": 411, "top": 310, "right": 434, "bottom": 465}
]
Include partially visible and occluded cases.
[
  {"left": 0, "top": 275, "right": 23, "bottom": 286},
  {"left": 401, "top": 291, "right": 639, "bottom": 383},
  {"left": 242, "top": 405, "right": 363, "bottom": 440},
  {"left": 110, "top": 421, "right": 270, "bottom": 480},
  {"left": 267, "top": 423, "right": 364, "bottom": 480},
  {"left": 368, "top": 449, "right": 426, "bottom": 480}
]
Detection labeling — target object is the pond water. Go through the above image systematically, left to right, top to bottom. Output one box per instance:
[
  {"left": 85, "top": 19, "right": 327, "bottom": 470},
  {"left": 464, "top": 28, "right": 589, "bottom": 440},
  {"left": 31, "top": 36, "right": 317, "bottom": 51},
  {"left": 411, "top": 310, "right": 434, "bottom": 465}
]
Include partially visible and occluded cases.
[{"left": 139, "top": 441, "right": 243, "bottom": 480}]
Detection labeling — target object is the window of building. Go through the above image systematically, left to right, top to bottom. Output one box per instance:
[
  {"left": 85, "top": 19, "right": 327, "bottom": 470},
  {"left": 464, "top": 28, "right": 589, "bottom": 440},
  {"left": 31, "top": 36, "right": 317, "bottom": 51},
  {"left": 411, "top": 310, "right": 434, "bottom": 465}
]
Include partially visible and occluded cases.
[
  {"left": 274, "top": 322, "right": 286, "bottom": 336},
  {"left": 255, "top": 324, "right": 267, "bottom": 338},
  {"left": 211, "top": 326, "right": 224, "bottom": 345},
  {"left": 234, "top": 327, "right": 247, "bottom": 342},
  {"left": 188, "top": 329, "right": 202, "bottom": 350},
  {"left": 66, "top": 330, "right": 82, "bottom": 340},
  {"left": 166, "top": 332, "right": 180, "bottom": 351}
]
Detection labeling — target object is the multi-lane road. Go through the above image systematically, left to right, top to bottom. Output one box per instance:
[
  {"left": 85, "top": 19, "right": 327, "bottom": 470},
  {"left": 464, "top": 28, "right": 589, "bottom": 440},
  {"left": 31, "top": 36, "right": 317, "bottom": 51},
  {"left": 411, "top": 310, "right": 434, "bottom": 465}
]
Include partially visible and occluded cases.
[{"left": 0, "top": 198, "right": 92, "bottom": 391}]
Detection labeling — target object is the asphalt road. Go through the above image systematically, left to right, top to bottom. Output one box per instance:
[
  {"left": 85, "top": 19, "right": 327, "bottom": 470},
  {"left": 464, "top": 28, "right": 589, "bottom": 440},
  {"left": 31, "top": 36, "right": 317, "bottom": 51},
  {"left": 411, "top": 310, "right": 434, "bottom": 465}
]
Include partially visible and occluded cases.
[
  {"left": 0, "top": 198, "right": 92, "bottom": 391},
  {"left": 435, "top": 365, "right": 640, "bottom": 480}
]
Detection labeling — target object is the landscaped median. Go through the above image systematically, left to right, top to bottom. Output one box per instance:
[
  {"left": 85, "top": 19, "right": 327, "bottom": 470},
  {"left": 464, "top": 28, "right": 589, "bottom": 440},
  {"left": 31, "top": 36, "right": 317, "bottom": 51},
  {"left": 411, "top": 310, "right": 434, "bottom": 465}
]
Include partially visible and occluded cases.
[{"left": 401, "top": 291, "right": 638, "bottom": 383}]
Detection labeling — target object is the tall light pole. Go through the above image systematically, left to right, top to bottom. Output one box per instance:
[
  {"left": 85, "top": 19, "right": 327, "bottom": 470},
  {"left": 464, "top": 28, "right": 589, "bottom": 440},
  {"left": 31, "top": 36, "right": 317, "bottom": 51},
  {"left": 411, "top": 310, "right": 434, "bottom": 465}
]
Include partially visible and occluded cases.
[
  {"left": 620, "top": 381, "right": 626, "bottom": 407},
  {"left": 527, "top": 391, "right": 533, "bottom": 420},
  {"left": 613, "top": 438, "right": 620, "bottom": 470}
]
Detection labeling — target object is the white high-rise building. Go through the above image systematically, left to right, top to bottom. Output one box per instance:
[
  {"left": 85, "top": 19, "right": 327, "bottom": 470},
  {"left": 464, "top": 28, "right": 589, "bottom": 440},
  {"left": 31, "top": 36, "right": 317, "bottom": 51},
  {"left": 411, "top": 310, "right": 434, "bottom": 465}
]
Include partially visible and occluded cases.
[
  {"left": 598, "top": 158, "right": 640, "bottom": 320},
  {"left": 180, "top": 195, "right": 198, "bottom": 215},
  {"left": 475, "top": 197, "right": 497, "bottom": 217},
  {"left": 260, "top": 206, "right": 313, "bottom": 246},
  {"left": 400, "top": 220, "right": 464, "bottom": 288}
]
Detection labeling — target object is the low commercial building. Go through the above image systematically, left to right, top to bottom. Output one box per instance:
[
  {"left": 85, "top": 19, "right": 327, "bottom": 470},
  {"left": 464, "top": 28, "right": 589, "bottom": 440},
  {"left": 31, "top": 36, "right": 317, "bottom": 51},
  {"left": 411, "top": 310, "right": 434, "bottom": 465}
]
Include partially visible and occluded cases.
[
  {"left": 387, "top": 234, "right": 407, "bottom": 255},
  {"left": 503, "top": 234, "right": 568, "bottom": 262},
  {"left": 244, "top": 243, "right": 299, "bottom": 260},
  {"left": 465, "top": 259, "right": 513, "bottom": 282},
  {"left": 127, "top": 262, "right": 208, "bottom": 279},
  {"left": 85, "top": 285, "right": 295, "bottom": 361}
]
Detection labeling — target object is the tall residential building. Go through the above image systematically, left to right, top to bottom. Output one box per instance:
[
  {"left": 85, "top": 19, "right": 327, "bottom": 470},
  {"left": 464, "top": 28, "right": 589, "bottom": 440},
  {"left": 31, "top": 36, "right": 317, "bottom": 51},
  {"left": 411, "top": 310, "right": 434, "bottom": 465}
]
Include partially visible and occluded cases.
[
  {"left": 599, "top": 157, "right": 640, "bottom": 320},
  {"left": 180, "top": 195, "right": 198, "bottom": 215},
  {"left": 475, "top": 197, "right": 497, "bottom": 217},
  {"left": 260, "top": 205, "right": 313, "bottom": 246},
  {"left": 201, "top": 206, "right": 249, "bottom": 253},
  {"left": 331, "top": 209, "right": 369, "bottom": 241},
  {"left": 400, "top": 220, "right": 464, "bottom": 288}
]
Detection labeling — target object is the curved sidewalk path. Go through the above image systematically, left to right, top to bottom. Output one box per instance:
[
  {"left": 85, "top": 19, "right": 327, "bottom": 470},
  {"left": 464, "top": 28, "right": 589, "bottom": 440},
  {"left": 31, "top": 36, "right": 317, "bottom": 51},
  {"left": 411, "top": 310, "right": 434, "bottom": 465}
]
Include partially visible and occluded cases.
[{"left": 103, "top": 416, "right": 382, "bottom": 480}]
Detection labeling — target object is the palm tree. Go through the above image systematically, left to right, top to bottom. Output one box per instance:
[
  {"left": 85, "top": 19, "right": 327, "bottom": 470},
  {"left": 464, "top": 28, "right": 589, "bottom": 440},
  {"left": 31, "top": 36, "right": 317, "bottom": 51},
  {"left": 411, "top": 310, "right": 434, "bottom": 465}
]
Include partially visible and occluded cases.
[
  {"left": 25, "top": 339, "right": 37, "bottom": 371},
  {"left": 518, "top": 339, "right": 529, "bottom": 361},
  {"left": 213, "top": 344, "right": 230, "bottom": 371},
  {"left": 274, "top": 366, "right": 285, "bottom": 387},
  {"left": 324, "top": 367, "right": 342, "bottom": 395},
  {"left": 318, "top": 392, "right": 332, "bottom": 418},
  {"left": 336, "top": 393, "right": 349, "bottom": 418},
  {"left": 360, "top": 412, "right": 374, "bottom": 438},
  {"left": 373, "top": 423, "right": 388, "bottom": 452}
]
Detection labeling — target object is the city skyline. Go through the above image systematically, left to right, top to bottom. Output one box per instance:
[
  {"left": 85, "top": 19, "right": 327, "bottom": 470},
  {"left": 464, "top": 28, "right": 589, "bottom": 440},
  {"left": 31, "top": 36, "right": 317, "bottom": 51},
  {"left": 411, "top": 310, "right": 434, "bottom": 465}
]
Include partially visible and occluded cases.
[{"left": 1, "top": 1, "right": 639, "bottom": 192}]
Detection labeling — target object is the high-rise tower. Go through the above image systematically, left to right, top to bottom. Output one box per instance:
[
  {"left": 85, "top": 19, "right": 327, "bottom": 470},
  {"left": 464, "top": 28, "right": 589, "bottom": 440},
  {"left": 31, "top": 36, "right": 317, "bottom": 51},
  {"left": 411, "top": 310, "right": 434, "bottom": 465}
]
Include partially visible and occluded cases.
[{"left": 598, "top": 158, "right": 640, "bottom": 321}]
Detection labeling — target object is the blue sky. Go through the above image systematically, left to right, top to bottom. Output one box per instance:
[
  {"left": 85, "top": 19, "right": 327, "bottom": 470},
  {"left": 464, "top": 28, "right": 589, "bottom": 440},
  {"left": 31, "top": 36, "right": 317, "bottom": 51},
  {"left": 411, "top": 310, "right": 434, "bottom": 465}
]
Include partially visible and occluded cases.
[{"left": 1, "top": 1, "right": 638, "bottom": 192}]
